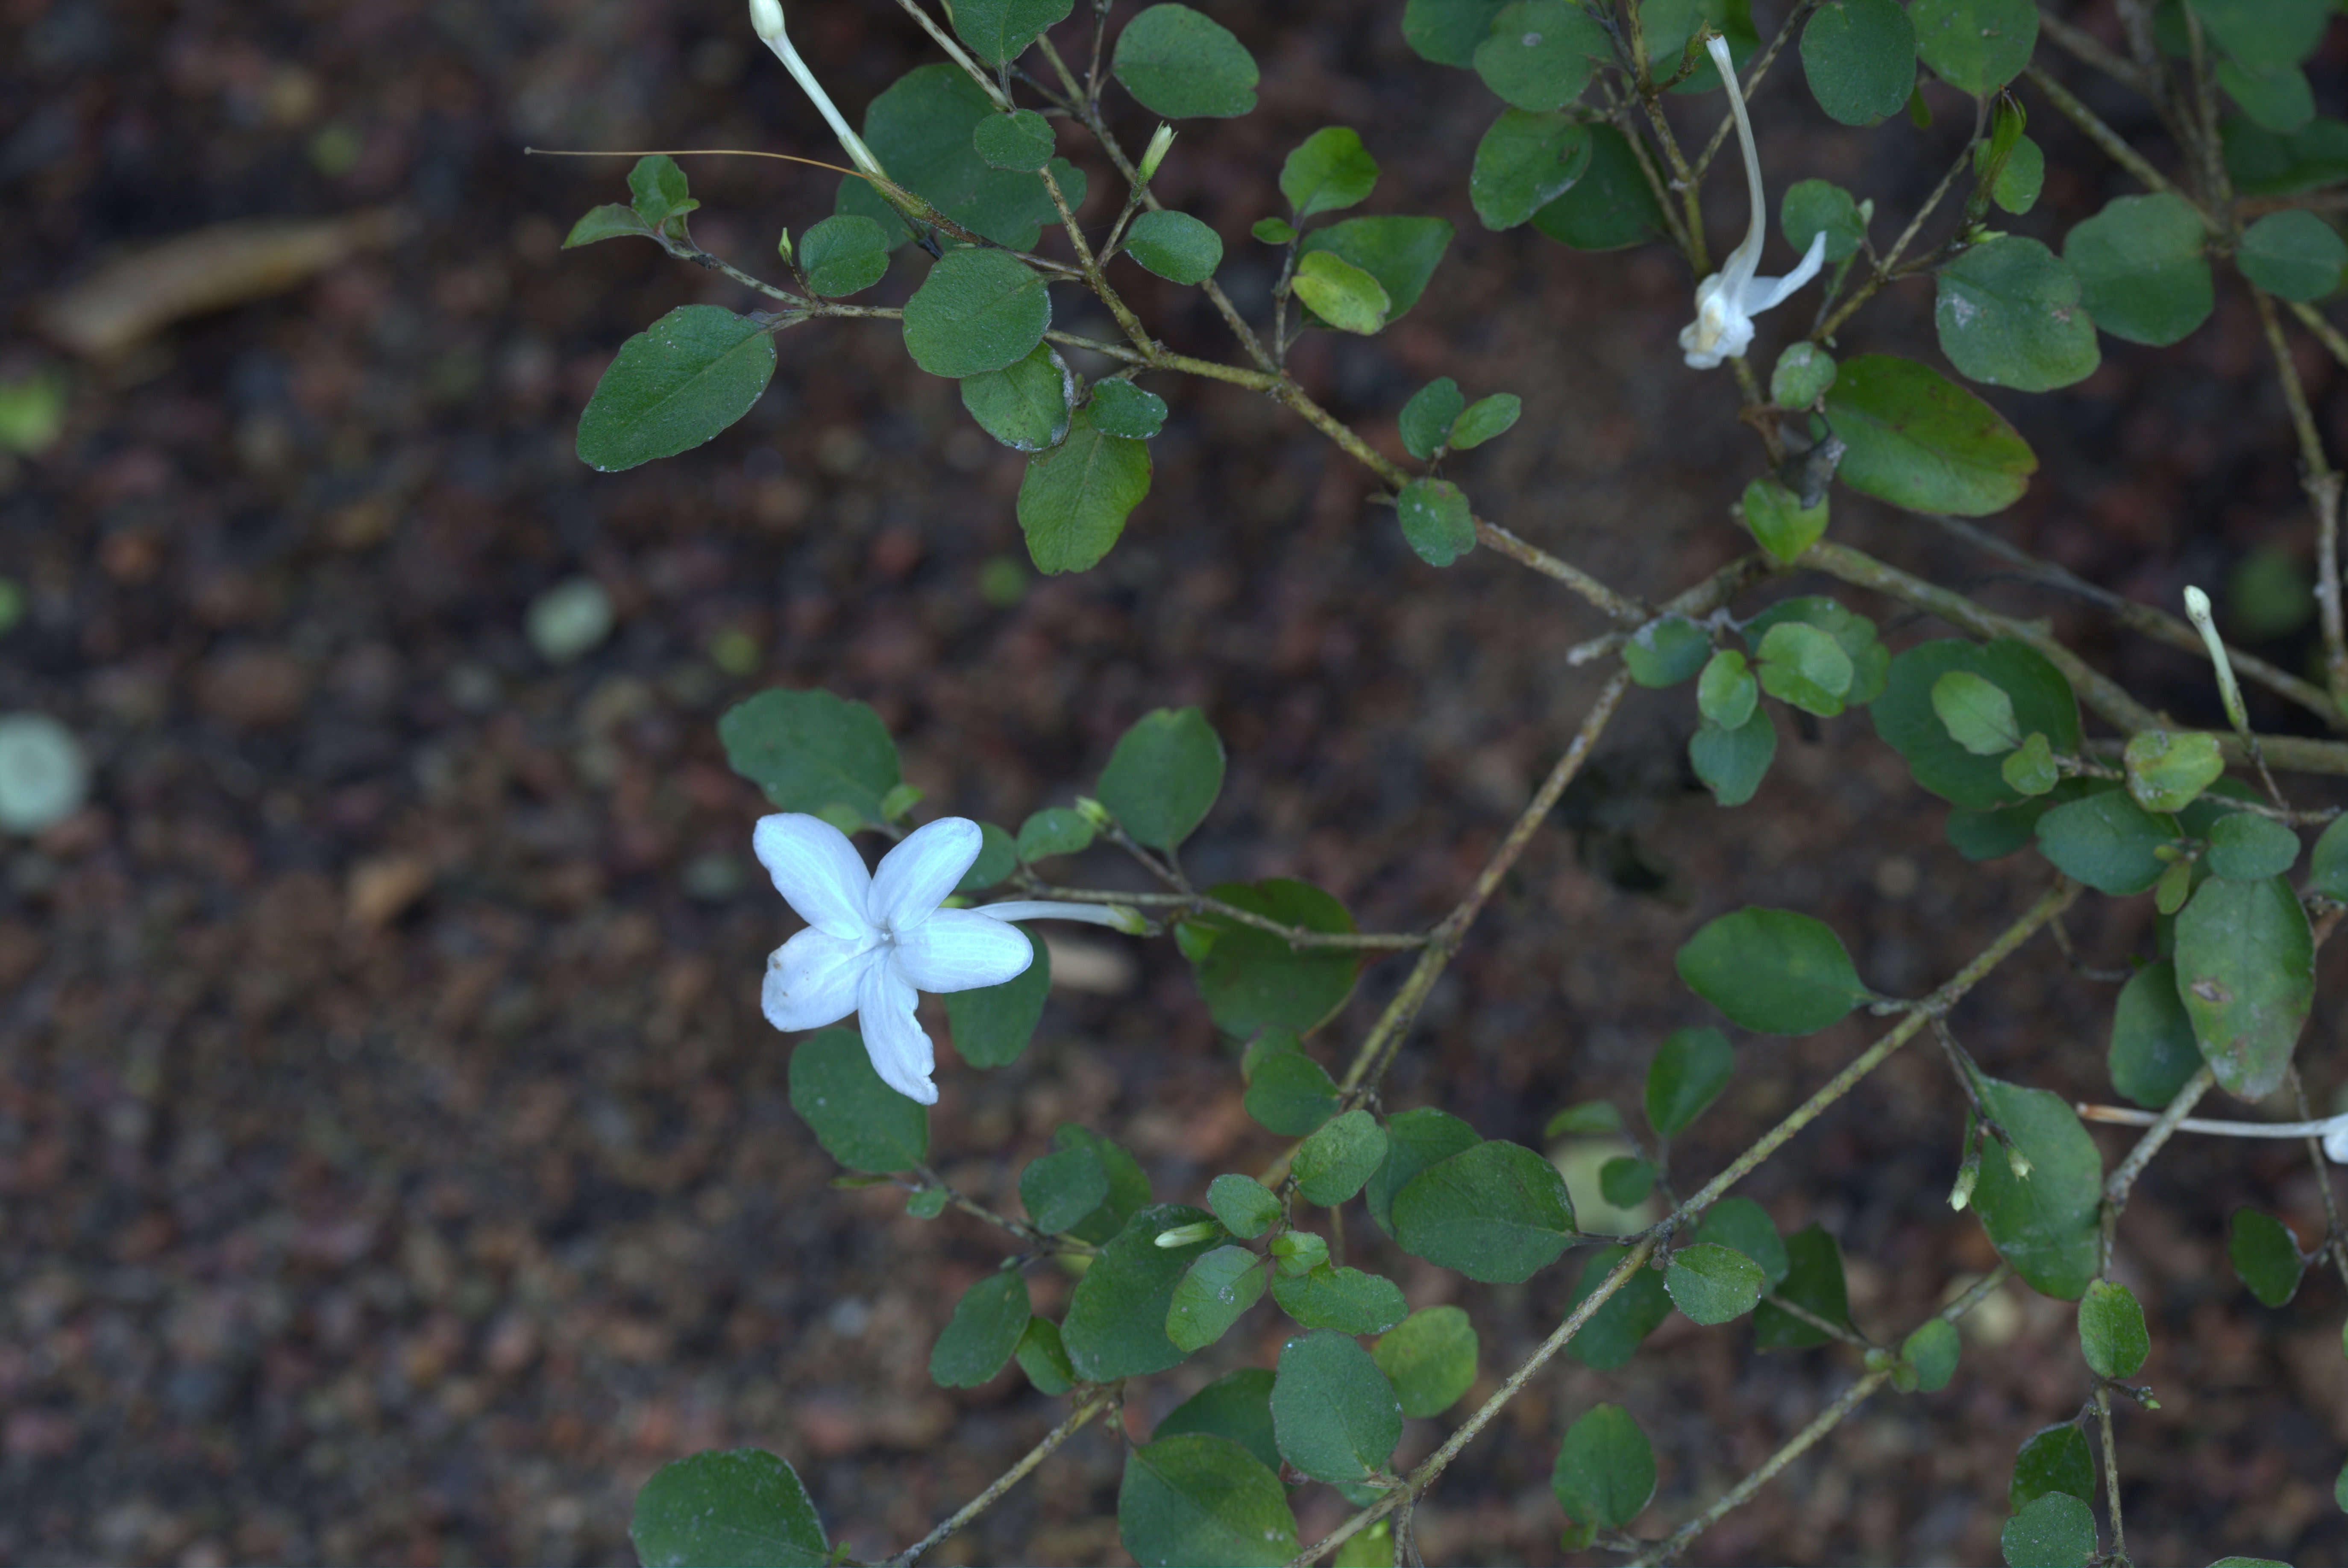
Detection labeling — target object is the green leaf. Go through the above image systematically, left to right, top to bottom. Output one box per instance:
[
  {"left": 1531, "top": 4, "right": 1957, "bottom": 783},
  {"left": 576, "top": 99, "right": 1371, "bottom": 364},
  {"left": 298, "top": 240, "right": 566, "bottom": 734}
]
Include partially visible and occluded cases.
[
  {"left": 952, "top": 0, "right": 1074, "bottom": 65},
  {"left": 1403, "top": 0, "right": 1512, "bottom": 64},
  {"left": 1472, "top": 0, "right": 1608, "bottom": 110},
  {"left": 1638, "top": 0, "right": 1758, "bottom": 91},
  {"left": 1801, "top": 0, "right": 1919, "bottom": 125},
  {"left": 1912, "top": 0, "right": 2037, "bottom": 94},
  {"left": 2189, "top": 0, "right": 2331, "bottom": 71},
  {"left": 1112, "top": 4, "right": 1259, "bottom": 117},
  {"left": 2220, "top": 58, "right": 2316, "bottom": 135},
  {"left": 837, "top": 65, "right": 1074, "bottom": 250},
  {"left": 972, "top": 107, "right": 1059, "bottom": 173},
  {"left": 1470, "top": 110, "right": 1592, "bottom": 230},
  {"left": 2224, "top": 115, "right": 2348, "bottom": 197},
  {"left": 1532, "top": 123, "right": 1665, "bottom": 250},
  {"left": 1282, "top": 126, "right": 1381, "bottom": 219},
  {"left": 1973, "top": 133, "right": 2046, "bottom": 214},
  {"left": 627, "top": 153, "right": 697, "bottom": 229},
  {"left": 1782, "top": 179, "right": 1870, "bottom": 264},
  {"left": 564, "top": 203, "right": 652, "bottom": 248},
  {"left": 1124, "top": 208, "right": 1225, "bottom": 284},
  {"left": 2237, "top": 209, "right": 2347, "bottom": 301},
  {"left": 796, "top": 214, "right": 892, "bottom": 297},
  {"left": 1251, "top": 216, "right": 1297, "bottom": 244},
  {"left": 1297, "top": 217, "right": 1454, "bottom": 321},
  {"left": 1934, "top": 236, "right": 2100, "bottom": 392},
  {"left": 902, "top": 248, "right": 1053, "bottom": 378},
  {"left": 1291, "top": 250, "right": 1392, "bottom": 335},
  {"left": 578, "top": 306, "right": 776, "bottom": 473},
  {"left": 962, "top": 342, "right": 1076, "bottom": 453},
  {"left": 1772, "top": 343, "right": 1838, "bottom": 407},
  {"left": 1823, "top": 354, "right": 2037, "bottom": 516},
  {"left": 1400, "top": 378, "right": 1465, "bottom": 460},
  {"left": 1089, "top": 379, "right": 1169, "bottom": 440},
  {"left": 1450, "top": 393, "right": 1521, "bottom": 449},
  {"left": 1018, "top": 406, "right": 1153, "bottom": 573},
  {"left": 1397, "top": 477, "right": 1478, "bottom": 566},
  {"left": 1742, "top": 477, "right": 1830, "bottom": 564},
  {"left": 1624, "top": 615, "right": 1713, "bottom": 688},
  {"left": 1758, "top": 621, "right": 1855, "bottom": 714},
  {"left": 1873, "top": 640, "right": 2080, "bottom": 808},
  {"left": 1697, "top": 649, "right": 1760, "bottom": 729},
  {"left": 1932, "top": 669, "right": 2022, "bottom": 755},
  {"left": 719, "top": 687, "right": 902, "bottom": 825},
  {"left": 1098, "top": 706, "right": 1224, "bottom": 850},
  {"left": 1690, "top": 709, "right": 1778, "bottom": 807},
  {"left": 2123, "top": 729, "right": 2225, "bottom": 815},
  {"left": 2002, "top": 732, "right": 2059, "bottom": 796},
  {"left": 1017, "top": 805, "right": 1095, "bottom": 861},
  {"left": 2311, "top": 811, "right": 2348, "bottom": 899},
  {"left": 2206, "top": 812, "right": 2300, "bottom": 881},
  {"left": 954, "top": 821, "right": 1018, "bottom": 892},
  {"left": 2175, "top": 873, "right": 2314, "bottom": 1099},
  {"left": 1190, "top": 879, "right": 1360, "bottom": 1035},
  {"left": 1676, "top": 907, "right": 1868, "bottom": 1035},
  {"left": 945, "top": 925, "right": 1051, "bottom": 1068},
  {"left": 2108, "top": 960, "right": 2204, "bottom": 1109},
  {"left": 1645, "top": 1026, "right": 1734, "bottom": 1138},
  {"left": 787, "top": 1029, "right": 928, "bottom": 1172},
  {"left": 1243, "top": 1048, "right": 1343, "bottom": 1135},
  {"left": 1970, "top": 1077, "right": 2103, "bottom": 1299},
  {"left": 1547, "top": 1101, "right": 1627, "bottom": 1138},
  {"left": 1366, "top": 1107, "right": 1482, "bottom": 1235},
  {"left": 1295, "top": 1109, "right": 1391, "bottom": 1206},
  {"left": 1053, "top": 1123, "right": 1153, "bottom": 1243},
  {"left": 1391, "top": 1139, "right": 1577, "bottom": 1283},
  {"left": 1021, "top": 1142, "right": 1111, "bottom": 1233},
  {"left": 1599, "top": 1156, "right": 1656, "bottom": 1206},
  {"left": 1207, "top": 1174, "right": 1283, "bottom": 1238},
  {"left": 906, "top": 1187, "right": 949, "bottom": 1219},
  {"left": 1688, "top": 1197, "right": 1790, "bottom": 1289},
  {"left": 1063, "top": 1203, "right": 1219, "bottom": 1380},
  {"left": 2228, "top": 1208, "right": 2307, "bottom": 1307},
  {"left": 1752, "top": 1224, "right": 1852, "bottom": 1348},
  {"left": 1267, "top": 1230, "right": 1328, "bottom": 1277},
  {"left": 1665, "top": 1242, "right": 1767, "bottom": 1325},
  {"left": 1166, "top": 1244, "right": 1268, "bottom": 1352},
  {"left": 1563, "top": 1245, "right": 1674, "bottom": 1367},
  {"left": 1271, "top": 1265, "right": 1409, "bottom": 1334},
  {"left": 930, "top": 1271, "right": 1031, "bottom": 1386},
  {"left": 2077, "top": 1279, "right": 2149, "bottom": 1379},
  {"left": 1373, "top": 1307, "right": 1478, "bottom": 1417},
  {"left": 1015, "top": 1316, "right": 1076, "bottom": 1394},
  {"left": 1901, "top": 1317, "right": 1961, "bottom": 1392},
  {"left": 1273, "top": 1331, "right": 1403, "bottom": 1484},
  {"left": 1155, "top": 1370, "right": 1280, "bottom": 1473},
  {"left": 1551, "top": 1404, "right": 1655, "bottom": 1530},
  {"left": 2010, "top": 1422, "right": 2095, "bottom": 1512},
  {"left": 1118, "top": 1433, "right": 1297, "bottom": 1568},
  {"left": 632, "top": 1450, "right": 827, "bottom": 1568},
  {"left": 2002, "top": 1492, "right": 2097, "bottom": 1567}
]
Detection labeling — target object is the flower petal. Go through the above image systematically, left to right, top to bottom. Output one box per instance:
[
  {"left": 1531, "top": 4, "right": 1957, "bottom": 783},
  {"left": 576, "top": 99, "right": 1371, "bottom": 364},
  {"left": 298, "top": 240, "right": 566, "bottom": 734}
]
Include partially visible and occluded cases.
[
  {"left": 1736, "top": 231, "right": 1829, "bottom": 316},
  {"left": 754, "top": 814, "right": 875, "bottom": 938},
  {"left": 868, "top": 816, "right": 981, "bottom": 932},
  {"left": 892, "top": 908, "right": 1035, "bottom": 993},
  {"left": 762, "top": 927, "right": 874, "bottom": 1032},
  {"left": 856, "top": 963, "right": 937, "bottom": 1105}
]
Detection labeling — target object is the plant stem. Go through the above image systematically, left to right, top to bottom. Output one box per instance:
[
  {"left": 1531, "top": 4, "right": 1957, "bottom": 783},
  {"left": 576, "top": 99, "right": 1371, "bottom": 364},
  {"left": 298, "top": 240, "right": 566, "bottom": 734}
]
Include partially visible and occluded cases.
[
  {"left": 2022, "top": 64, "right": 2190, "bottom": 210},
  {"left": 2251, "top": 287, "right": 2348, "bottom": 715},
  {"left": 1009, "top": 885, "right": 1426, "bottom": 948},
  {"left": 2096, "top": 1066, "right": 2211, "bottom": 1276},
  {"left": 2094, "top": 1382, "right": 2127, "bottom": 1562},
  {"left": 884, "top": 1391, "right": 1115, "bottom": 1566}
]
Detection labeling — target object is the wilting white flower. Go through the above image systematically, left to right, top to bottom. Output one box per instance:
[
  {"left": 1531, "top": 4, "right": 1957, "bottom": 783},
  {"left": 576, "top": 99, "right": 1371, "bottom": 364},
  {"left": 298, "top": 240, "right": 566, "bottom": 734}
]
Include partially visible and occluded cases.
[
  {"left": 747, "top": 0, "right": 890, "bottom": 181},
  {"left": 1680, "top": 34, "right": 1829, "bottom": 370},
  {"left": 756, "top": 813, "right": 1136, "bottom": 1104}
]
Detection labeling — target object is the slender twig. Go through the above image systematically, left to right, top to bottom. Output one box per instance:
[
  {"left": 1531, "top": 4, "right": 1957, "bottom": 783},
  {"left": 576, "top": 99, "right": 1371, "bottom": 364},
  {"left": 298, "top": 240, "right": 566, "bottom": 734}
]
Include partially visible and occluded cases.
[
  {"left": 889, "top": 0, "right": 1013, "bottom": 107},
  {"left": 2036, "top": 9, "right": 2148, "bottom": 92},
  {"left": 2022, "top": 64, "right": 2189, "bottom": 209},
  {"left": 1814, "top": 132, "right": 1982, "bottom": 341},
  {"left": 2252, "top": 288, "right": 2348, "bottom": 713},
  {"left": 2286, "top": 297, "right": 2348, "bottom": 372},
  {"left": 1476, "top": 520, "right": 1649, "bottom": 622},
  {"left": 1009, "top": 884, "right": 1426, "bottom": 949},
  {"left": 2094, "top": 1066, "right": 2213, "bottom": 1276},
  {"left": 2287, "top": 1067, "right": 2348, "bottom": 1293},
  {"left": 910, "top": 1166, "right": 1095, "bottom": 1255},
  {"left": 1759, "top": 1289, "right": 1873, "bottom": 1350},
  {"left": 2094, "top": 1383, "right": 2126, "bottom": 1562},
  {"left": 884, "top": 1391, "right": 1115, "bottom": 1567}
]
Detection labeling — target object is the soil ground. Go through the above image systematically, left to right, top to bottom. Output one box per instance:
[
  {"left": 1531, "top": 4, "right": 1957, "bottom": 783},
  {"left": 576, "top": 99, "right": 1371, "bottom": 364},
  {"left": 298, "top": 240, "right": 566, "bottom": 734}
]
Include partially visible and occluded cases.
[{"left": 6, "top": 0, "right": 2348, "bottom": 1562}]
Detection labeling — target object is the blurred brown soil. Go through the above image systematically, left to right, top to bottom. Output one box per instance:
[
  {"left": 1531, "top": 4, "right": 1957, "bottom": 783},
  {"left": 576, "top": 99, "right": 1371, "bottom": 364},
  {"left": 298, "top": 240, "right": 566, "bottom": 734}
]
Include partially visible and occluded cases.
[{"left": 6, "top": 0, "right": 2348, "bottom": 1563}]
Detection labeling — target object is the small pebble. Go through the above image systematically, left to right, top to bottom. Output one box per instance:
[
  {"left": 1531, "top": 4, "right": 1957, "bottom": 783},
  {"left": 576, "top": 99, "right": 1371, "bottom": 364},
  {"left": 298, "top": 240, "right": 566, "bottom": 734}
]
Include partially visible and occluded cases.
[
  {"left": 526, "top": 577, "right": 613, "bottom": 664},
  {"left": 0, "top": 713, "right": 90, "bottom": 835}
]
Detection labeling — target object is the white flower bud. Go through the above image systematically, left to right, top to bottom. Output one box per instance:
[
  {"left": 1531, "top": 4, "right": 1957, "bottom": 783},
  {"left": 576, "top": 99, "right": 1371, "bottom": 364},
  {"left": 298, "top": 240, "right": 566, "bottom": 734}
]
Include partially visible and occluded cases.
[{"left": 1138, "top": 124, "right": 1176, "bottom": 182}]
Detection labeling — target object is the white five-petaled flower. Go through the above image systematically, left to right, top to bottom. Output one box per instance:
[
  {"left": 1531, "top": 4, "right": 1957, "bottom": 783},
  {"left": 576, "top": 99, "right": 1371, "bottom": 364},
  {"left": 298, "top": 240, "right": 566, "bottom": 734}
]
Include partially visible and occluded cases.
[
  {"left": 1679, "top": 34, "right": 1829, "bottom": 370},
  {"left": 756, "top": 813, "right": 1135, "bottom": 1105}
]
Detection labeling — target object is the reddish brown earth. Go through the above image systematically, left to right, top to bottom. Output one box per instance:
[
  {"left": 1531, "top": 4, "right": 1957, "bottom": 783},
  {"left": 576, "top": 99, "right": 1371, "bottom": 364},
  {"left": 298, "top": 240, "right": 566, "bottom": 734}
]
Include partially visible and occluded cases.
[{"left": 6, "top": 0, "right": 2348, "bottom": 1562}]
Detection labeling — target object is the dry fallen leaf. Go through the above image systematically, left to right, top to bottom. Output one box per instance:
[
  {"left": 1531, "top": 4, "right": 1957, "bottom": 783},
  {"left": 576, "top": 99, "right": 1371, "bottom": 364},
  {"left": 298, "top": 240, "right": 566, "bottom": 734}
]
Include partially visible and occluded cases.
[
  {"left": 39, "top": 208, "right": 406, "bottom": 357},
  {"left": 346, "top": 853, "right": 435, "bottom": 932}
]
